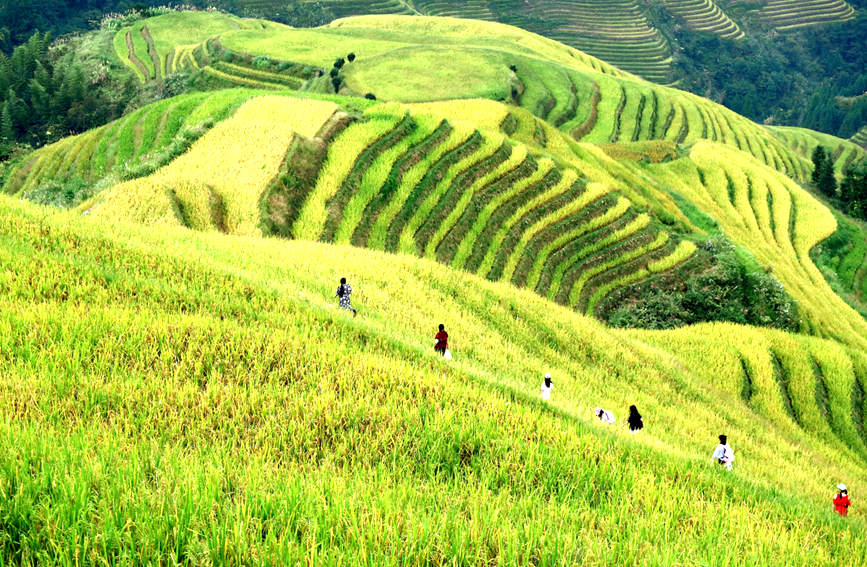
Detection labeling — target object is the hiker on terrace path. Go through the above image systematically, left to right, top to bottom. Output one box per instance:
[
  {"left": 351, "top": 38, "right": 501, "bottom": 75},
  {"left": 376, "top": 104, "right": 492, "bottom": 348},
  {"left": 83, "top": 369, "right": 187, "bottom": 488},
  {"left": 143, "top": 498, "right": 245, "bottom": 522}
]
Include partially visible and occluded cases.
[
  {"left": 336, "top": 277, "right": 357, "bottom": 316},
  {"left": 434, "top": 324, "right": 448, "bottom": 356},
  {"left": 540, "top": 373, "right": 553, "bottom": 400},
  {"left": 712, "top": 434, "right": 734, "bottom": 470},
  {"left": 834, "top": 484, "right": 851, "bottom": 517}
]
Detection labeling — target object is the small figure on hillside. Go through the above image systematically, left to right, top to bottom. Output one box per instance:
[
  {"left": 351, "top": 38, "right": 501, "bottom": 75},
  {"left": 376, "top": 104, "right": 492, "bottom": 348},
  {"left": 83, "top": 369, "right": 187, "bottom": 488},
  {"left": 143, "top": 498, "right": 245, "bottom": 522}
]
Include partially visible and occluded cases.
[
  {"left": 335, "top": 277, "right": 356, "bottom": 316},
  {"left": 435, "top": 324, "right": 450, "bottom": 359},
  {"left": 540, "top": 373, "right": 553, "bottom": 400},
  {"left": 626, "top": 405, "right": 643, "bottom": 433},
  {"left": 594, "top": 407, "right": 615, "bottom": 424},
  {"left": 712, "top": 434, "right": 735, "bottom": 470},
  {"left": 834, "top": 484, "right": 851, "bottom": 517}
]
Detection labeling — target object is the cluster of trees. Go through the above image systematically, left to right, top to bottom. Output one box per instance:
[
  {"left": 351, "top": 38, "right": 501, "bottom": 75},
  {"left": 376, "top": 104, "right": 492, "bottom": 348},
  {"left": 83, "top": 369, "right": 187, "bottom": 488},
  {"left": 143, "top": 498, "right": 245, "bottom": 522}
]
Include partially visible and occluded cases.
[
  {"left": 0, "top": 30, "right": 138, "bottom": 159},
  {"left": 328, "top": 53, "right": 355, "bottom": 93},
  {"left": 812, "top": 146, "right": 867, "bottom": 220}
]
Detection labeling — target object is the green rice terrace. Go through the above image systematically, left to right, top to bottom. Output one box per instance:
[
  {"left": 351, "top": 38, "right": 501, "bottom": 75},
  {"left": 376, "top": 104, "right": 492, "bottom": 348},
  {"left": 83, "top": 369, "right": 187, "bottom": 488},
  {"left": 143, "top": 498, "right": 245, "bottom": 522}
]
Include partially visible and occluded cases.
[
  {"left": 284, "top": 0, "right": 859, "bottom": 83},
  {"left": 3, "top": 9, "right": 867, "bottom": 565}
]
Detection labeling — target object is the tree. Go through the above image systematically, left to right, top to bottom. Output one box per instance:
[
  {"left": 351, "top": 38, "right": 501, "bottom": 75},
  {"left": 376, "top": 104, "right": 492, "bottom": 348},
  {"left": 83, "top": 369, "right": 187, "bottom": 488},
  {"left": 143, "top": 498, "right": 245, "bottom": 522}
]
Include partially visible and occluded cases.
[
  {"left": 347, "top": 52, "right": 355, "bottom": 63},
  {"left": 333, "top": 57, "right": 345, "bottom": 70},
  {"left": 0, "top": 99, "right": 13, "bottom": 156},
  {"left": 0, "top": 99, "right": 13, "bottom": 141},
  {"left": 811, "top": 145, "right": 837, "bottom": 198},
  {"left": 811, "top": 145, "right": 827, "bottom": 185},
  {"left": 840, "top": 165, "right": 867, "bottom": 220}
]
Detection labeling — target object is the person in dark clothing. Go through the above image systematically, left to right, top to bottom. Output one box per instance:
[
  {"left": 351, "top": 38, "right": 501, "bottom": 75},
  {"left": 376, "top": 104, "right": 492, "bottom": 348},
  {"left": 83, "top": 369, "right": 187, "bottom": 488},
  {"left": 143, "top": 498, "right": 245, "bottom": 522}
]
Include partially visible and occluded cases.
[
  {"left": 336, "top": 277, "right": 357, "bottom": 316},
  {"left": 434, "top": 324, "right": 448, "bottom": 356},
  {"left": 626, "top": 405, "right": 643, "bottom": 433}
]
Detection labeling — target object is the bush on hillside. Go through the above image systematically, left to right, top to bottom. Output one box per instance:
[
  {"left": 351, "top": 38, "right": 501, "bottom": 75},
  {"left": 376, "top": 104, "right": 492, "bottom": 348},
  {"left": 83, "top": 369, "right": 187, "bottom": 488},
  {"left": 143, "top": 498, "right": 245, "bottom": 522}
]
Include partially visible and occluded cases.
[
  {"left": 24, "top": 176, "right": 94, "bottom": 208},
  {"left": 605, "top": 236, "right": 800, "bottom": 331}
]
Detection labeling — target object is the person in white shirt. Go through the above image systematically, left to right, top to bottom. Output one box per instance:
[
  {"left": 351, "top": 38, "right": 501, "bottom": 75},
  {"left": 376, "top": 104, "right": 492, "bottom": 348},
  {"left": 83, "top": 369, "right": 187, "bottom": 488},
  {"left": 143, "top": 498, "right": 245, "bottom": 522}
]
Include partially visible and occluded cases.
[
  {"left": 540, "top": 373, "right": 553, "bottom": 400},
  {"left": 594, "top": 407, "right": 615, "bottom": 424},
  {"left": 711, "top": 434, "right": 735, "bottom": 470}
]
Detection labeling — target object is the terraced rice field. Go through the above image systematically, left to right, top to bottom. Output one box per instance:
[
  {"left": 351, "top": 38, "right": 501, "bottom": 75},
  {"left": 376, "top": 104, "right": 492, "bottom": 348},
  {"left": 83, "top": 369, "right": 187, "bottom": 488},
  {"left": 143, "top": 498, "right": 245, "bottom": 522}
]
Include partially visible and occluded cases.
[
  {"left": 294, "top": 0, "right": 673, "bottom": 82},
  {"left": 313, "top": 0, "right": 415, "bottom": 19},
  {"left": 661, "top": 0, "right": 744, "bottom": 39},
  {"left": 759, "top": 0, "right": 856, "bottom": 31},
  {"left": 113, "top": 11, "right": 254, "bottom": 82},
  {"left": 187, "top": 15, "right": 813, "bottom": 181},
  {"left": 1, "top": 90, "right": 372, "bottom": 198},
  {"left": 2, "top": 92, "right": 227, "bottom": 195},
  {"left": 64, "top": 94, "right": 693, "bottom": 317},
  {"left": 849, "top": 125, "right": 867, "bottom": 149},
  {"left": 769, "top": 126, "right": 867, "bottom": 176},
  {"left": 643, "top": 141, "right": 867, "bottom": 350},
  {"left": 3, "top": 192, "right": 867, "bottom": 563}
]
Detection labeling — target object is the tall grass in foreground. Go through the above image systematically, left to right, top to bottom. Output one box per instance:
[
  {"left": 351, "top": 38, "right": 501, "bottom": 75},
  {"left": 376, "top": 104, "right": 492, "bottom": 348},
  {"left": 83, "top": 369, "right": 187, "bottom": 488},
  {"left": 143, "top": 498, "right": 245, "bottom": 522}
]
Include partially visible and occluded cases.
[{"left": 0, "top": 195, "right": 865, "bottom": 564}]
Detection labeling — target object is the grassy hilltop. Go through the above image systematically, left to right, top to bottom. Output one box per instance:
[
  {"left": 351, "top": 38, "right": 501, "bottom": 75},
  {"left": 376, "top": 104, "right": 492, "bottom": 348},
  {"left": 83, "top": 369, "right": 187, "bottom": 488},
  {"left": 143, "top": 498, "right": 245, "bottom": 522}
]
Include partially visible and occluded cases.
[{"left": 2, "top": 9, "right": 867, "bottom": 565}]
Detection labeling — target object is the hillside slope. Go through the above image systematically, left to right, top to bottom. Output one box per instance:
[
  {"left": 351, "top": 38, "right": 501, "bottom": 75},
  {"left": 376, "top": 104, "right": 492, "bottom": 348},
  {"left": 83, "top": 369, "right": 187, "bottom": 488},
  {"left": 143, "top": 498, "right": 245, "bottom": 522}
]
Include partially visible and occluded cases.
[
  {"left": 110, "top": 13, "right": 867, "bottom": 185},
  {"left": 6, "top": 81, "right": 866, "bottom": 343},
  {"left": 1, "top": 195, "right": 866, "bottom": 563}
]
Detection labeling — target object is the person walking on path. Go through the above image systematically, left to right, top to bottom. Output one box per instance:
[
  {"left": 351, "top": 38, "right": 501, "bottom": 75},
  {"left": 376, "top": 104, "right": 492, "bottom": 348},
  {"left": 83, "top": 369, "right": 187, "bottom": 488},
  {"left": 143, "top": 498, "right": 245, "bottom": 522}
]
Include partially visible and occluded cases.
[
  {"left": 336, "top": 277, "right": 357, "bottom": 316},
  {"left": 434, "top": 324, "right": 449, "bottom": 357},
  {"left": 540, "top": 373, "right": 553, "bottom": 400},
  {"left": 626, "top": 405, "right": 643, "bottom": 433},
  {"left": 594, "top": 407, "right": 615, "bottom": 424},
  {"left": 712, "top": 434, "right": 735, "bottom": 470},
  {"left": 834, "top": 484, "right": 851, "bottom": 517}
]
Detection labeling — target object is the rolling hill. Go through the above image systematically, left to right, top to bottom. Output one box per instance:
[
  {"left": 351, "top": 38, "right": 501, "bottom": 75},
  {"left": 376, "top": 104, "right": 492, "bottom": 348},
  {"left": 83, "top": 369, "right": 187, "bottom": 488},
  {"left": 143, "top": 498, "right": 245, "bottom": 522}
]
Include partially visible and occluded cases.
[
  {"left": 281, "top": 0, "right": 858, "bottom": 83},
  {"left": 2, "top": 10, "right": 867, "bottom": 564}
]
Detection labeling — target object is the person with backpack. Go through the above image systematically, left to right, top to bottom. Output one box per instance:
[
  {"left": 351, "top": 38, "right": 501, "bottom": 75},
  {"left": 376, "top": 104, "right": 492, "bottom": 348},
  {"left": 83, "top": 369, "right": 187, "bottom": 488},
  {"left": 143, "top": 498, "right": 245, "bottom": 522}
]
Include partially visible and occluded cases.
[
  {"left": 335, "top": 277, "right": 357, "bottom": 316},
  {"left": 434, "top": 324, "right": 449, "bottom": 357},
  {"left": 540, "top": 373, "right": 553, "bottom": 400},
  {"left": 626, "top": 405, "right": 643, "bottom": 433},
  {"left": 594, "top": 407, "right": 615, "bottom": 424},
  {"left": 712, "top": 434, "right": 734, "bottom": 470},
  {"left": 834, "top": 484, "right": 851, "bottom": 517}
]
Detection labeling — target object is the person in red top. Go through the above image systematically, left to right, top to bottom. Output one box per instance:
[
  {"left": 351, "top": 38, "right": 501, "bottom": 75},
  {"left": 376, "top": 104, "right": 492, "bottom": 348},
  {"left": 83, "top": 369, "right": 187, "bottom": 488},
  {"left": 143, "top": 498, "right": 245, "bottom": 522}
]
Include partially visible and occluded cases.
[
  {"left": 434, "top": 324, "right": 448, "bottom": 356},
  {"left": 834, "top": 484, "right": 851, "bottom": 517}
]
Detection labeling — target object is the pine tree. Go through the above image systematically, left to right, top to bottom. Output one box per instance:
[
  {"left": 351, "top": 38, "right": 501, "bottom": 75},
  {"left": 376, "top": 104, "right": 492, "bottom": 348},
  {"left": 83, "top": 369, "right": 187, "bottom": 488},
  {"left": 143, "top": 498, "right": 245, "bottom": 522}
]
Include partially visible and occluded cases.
[
  {"left": 0, "top": 99, "right": 13, "bottom": 156},
  {"left": 0, "top": 99, "right": 13, "bottom": 142},
  {"left": 811, "top": 145, "right": 837, "bottom": 198},
  {"left": 811, "top": 146, "right": 827, "bottom": 186},
  {"left": 817, "top": 158, "right": 838, "bottom": 199}
]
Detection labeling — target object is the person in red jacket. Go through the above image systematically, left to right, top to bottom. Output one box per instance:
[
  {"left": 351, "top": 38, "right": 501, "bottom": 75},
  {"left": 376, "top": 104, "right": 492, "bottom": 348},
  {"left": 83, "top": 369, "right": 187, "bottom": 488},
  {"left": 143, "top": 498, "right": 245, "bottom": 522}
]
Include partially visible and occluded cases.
[
  {"left": 434, "top": 324, "right": 448, "bottom": 356},
  {"left": 834, "top": 484, "right": 851, "bottom": 517}
]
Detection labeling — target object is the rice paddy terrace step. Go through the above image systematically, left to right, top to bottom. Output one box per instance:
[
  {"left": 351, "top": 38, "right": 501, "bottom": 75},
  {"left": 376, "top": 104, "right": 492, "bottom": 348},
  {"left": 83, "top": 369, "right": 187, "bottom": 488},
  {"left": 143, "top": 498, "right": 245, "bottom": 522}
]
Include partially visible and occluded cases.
[
  {"left": 759, "top": 0, "right": 856, "bottom": 31},
  {"left": 282, "top": 104, "right": 695, "bottom": 316}
]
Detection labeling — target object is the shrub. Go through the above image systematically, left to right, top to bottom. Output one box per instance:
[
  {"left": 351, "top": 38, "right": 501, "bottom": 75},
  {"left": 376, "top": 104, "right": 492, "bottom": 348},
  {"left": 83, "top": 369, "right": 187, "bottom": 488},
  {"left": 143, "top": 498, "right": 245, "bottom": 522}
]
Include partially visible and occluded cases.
[
  {"left": 347, "top": 53, "right": 356, "bottom": 63},
  {"left": 252, "top": 56, "right": 272, "bottom": 70},
  {"left": 364, "top": 93, "right": 377, "bottom": 101},
  {"left": 23, "top": 176, "right": 95, "bottom": 208},
  {"left": 605, "top": 236, "right": 800, "bottom": 331}
]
